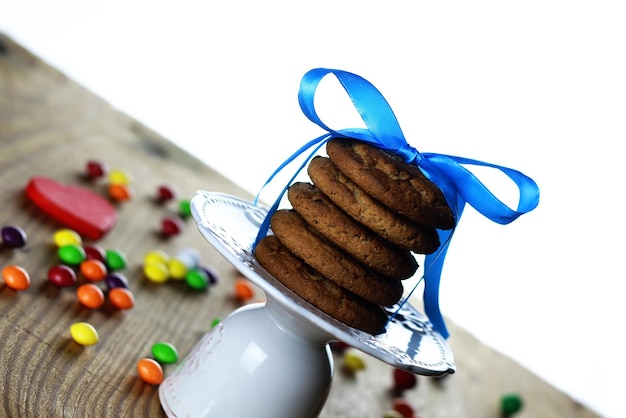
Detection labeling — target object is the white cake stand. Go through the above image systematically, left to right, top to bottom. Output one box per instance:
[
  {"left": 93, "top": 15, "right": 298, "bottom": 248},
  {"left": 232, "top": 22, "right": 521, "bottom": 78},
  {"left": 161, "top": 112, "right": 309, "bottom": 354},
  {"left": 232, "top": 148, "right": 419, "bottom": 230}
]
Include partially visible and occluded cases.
[{"left": 158, "top": 191, "right": 455, "bottom": 418}]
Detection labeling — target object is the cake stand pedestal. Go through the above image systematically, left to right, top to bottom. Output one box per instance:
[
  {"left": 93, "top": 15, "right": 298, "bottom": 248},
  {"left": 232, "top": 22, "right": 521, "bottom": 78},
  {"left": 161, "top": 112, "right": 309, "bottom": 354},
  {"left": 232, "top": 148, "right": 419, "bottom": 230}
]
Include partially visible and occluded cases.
[
  {"left": 159, "top": 191, "right": 455, "bottom": 417},
  {"left": 159, "top": 298, "right": 333, "bottom": 417}
]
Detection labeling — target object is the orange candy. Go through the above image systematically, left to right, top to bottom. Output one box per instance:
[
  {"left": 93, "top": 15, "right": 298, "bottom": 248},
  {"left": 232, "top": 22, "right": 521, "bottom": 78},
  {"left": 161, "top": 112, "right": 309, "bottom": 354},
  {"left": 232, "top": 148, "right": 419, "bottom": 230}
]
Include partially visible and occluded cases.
[
  {"left": 108, "top": 183, "right": 133, "bottom": 202},
  {"left": 80, "top": 259, "right": 107, "bottom": 281},
  {"left": 2, "top": 265, "right": 30, "bottom": 291},
  {"left": 234, "top": 278, "right": 254, "bottom": 301},
  {"left": 77, "top": 283, "right": 105, "bottom": 309},
  {"left": 109, "top": 287, "right": 135, "bottom": 310},
  {"left": 137, "top": 358, "right": 164, "bottom": 385}
]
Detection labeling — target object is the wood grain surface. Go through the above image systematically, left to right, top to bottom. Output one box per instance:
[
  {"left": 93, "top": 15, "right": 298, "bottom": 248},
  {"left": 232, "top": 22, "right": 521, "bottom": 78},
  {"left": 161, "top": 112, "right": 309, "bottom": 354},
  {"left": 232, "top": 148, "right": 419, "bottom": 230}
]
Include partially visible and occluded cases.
[{"left": 0, "top": 33, "right": 601, "bottom": 418}]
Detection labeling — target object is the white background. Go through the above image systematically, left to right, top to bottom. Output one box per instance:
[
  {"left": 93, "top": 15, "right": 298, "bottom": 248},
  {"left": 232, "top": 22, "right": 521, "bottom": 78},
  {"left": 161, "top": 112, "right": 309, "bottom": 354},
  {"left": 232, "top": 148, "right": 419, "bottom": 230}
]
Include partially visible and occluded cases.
[{"left": 1, "top": 1, "right": 624, "bottom": 417}]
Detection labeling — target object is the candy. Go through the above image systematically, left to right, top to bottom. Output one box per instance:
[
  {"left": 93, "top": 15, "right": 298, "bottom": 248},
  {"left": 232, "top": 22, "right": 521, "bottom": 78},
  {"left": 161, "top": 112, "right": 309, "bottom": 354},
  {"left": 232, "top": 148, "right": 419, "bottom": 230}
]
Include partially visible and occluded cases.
[
  {"left": 85, "top": 159, "right": 108, "bottom": 179},
  {"left": 107, "top": 168, "right": 133, "bottom": 185},
  {"left": 25, "top": 176, "right": 117, "bottom": 240},
  {"left": 108, "top": 183, "right": 133, "bottom": 202},
  {"left": 156, "top": 184, "right": 176, "bottom": 202},
  {"left": 178, "top": 199, "right": 191, "bottom": 218},
  {"left": 161, "top": 216, "right": 184, "bottom": 237},
  {"left": 1, "top": 225, "right": 27, "bottom": 248},
  {"left": 53, "top": 228, "right": 82, "bottom": 247},
  {"left": 58, "top": 244, "right": 86, "bottom": 265},
  {"left": 83, "top": 244, "right": 107, "bottom": 263},
  {"left": 105, "top": 248, "right": 127, "bottom": 271},
  {"left": 175, "top": 248, "right": 200, "bottom": 270},
  {"left": 144, "top": 249, "right": 169, "bottom": 265},
  {"left": 167, "top": 258, "right": 187, "bottom": 280},
  {"left": 80, "top": 259, "right": 107, "bottom": 281},
  {"left": 143, "top": 261, "right": 169, "bottom": 283},
  {"left": 47, "top": 264, "right": 77, "bottom": 287},
  {"left": 2, "top": 265, "right": 30, "bottom": 291},
  {"left": 199, "top": 265, "right": 219, "bottom": 285},
  {"left": 185, "top": 268, "right": 209, "bottom": 291},
  {"left": 105, "top": 272, "right": 129, "bottom": 290},
  {"left": 234, "top": 278, "right": 254, "bottom": 301},
  {"left": 77, "top": 283, "right": 105, "bottom": 309},
  {"left": 109, "top": 287, "right": 135, "bottom": 310},
  {"left": 70, "top": 322, "right": 99, "bottom": 346},
  {"left": 151, "top": 341, "right": 179, "bottom": 364},
  {"left": 329, "top": 341, "right": 350, "bottom": 354},
  {"left": 342, "top": 350, "right": 366, "bottom": 373},
  {"left": 137, "top": 358, "right": 164, "bottom": 385},
  {"left": 392, "top": 368, "right": 418, "bottom": 394},
  {"left": 500, "top": 393, "right": 523, "bottom": 416},
  {"left": 392, "top": 398, "right": 415, "bottom": 418}
]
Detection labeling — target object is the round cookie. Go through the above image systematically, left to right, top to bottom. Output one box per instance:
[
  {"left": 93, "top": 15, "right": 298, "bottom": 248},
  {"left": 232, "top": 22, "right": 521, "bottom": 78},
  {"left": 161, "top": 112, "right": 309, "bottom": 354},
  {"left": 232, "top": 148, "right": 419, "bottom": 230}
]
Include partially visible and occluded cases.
[
  {"left": 326, "top": 138, "right": 455, "bottom": 230},
  {"left": 308, "top": 156, "right": 441, "bottom": 254},
  {"left": 287, "top": 182, "right": 418, "bottom": 280},
  {"left": 270, "top": 209, "right": 404, "bottom": 306},
  {"left": 254, "top": 235, "right": 389, "bottom": 334}
]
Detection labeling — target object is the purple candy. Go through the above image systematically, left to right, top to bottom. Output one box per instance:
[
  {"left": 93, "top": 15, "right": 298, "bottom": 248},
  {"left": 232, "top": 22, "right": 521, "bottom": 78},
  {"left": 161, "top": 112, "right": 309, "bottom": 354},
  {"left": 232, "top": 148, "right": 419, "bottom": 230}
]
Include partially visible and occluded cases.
[
  {"left": 1, "top": 225, "right": 27, "bottom": 248},
  {"left": 199, "top": 265, "right": 219, "bottom": 285},
  {"left": 105, "top": 272, "right": 129, "bottom": 290}
]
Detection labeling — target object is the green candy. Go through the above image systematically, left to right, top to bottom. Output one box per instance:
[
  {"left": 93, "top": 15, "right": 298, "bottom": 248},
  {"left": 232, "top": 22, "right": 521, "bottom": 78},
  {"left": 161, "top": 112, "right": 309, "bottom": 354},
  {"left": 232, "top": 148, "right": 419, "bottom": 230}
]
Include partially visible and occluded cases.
[
  {"left": 178, "top": 199, "right": 191, "bottom": 218},
  {"left": 58, "top": 244, "right": 86, "bottom": 265},
  {"left": 105, "top": 248, "right": 127, "bottom": 271},
  {"left": 185, "top": 268, "right": 209, "bottom": 291},
  {"left": 151, "top": 341, "right": 179, "bottom": 364},
  {"left": 500, "top": 393, "right": 523, "bottom": 416}
]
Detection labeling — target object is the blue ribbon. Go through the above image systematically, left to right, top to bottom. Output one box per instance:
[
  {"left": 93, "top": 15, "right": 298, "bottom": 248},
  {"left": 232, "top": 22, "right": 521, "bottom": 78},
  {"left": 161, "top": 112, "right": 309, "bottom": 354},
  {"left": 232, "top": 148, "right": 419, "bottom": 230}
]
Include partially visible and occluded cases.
[{"left": 255, "top": 68, "right": 540, "bottom": 339}]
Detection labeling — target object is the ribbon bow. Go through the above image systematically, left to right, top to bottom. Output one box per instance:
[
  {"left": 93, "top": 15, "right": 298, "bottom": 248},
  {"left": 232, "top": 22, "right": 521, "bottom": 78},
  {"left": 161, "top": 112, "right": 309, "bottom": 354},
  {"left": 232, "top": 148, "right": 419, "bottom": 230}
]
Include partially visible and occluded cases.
[{"left": 255, "top": 68, "right": 540, "bottom": 339}]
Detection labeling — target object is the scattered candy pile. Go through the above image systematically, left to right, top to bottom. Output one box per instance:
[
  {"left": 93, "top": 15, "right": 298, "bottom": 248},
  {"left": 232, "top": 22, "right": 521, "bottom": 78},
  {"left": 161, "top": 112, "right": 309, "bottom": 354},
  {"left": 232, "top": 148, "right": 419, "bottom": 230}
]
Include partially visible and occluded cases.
[
  {"left": 0, "top": 158, "right": 245, "bottom": 394},
  {"left": 142, "top": 248, "right": 218, "bottom": 291},
  {"left": 328, "top": 342, "right": 525, "bottom": 418}
]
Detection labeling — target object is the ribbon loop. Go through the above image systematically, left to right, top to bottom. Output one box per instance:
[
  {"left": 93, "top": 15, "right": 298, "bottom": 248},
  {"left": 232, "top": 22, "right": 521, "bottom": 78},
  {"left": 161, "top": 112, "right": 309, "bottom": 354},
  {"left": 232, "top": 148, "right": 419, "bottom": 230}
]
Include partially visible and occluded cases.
[{"left": 256, "top": 68, "right": 540, "bottom": 339}]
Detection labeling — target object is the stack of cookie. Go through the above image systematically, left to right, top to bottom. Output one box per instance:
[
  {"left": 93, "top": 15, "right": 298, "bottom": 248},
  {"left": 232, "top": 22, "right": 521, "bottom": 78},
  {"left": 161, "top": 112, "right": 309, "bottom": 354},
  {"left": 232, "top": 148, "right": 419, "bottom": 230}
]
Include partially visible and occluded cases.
[{"left": 255, "top": 138, "right": 454, "bottom": 334}]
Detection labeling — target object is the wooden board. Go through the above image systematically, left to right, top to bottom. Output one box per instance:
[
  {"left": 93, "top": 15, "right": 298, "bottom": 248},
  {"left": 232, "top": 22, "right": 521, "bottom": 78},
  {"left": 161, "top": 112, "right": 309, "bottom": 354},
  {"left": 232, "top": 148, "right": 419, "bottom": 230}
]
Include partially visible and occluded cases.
[{"left": 0, "top": 33, "right": 600, "bottom": 418}]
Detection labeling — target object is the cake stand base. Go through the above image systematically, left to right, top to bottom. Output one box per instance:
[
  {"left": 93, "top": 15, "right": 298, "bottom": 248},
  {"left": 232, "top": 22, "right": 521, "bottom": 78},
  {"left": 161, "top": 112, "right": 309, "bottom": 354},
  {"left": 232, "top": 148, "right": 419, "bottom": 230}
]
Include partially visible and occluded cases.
[{"left": 159, "top": 298, "right": 334, "bottom": 417}]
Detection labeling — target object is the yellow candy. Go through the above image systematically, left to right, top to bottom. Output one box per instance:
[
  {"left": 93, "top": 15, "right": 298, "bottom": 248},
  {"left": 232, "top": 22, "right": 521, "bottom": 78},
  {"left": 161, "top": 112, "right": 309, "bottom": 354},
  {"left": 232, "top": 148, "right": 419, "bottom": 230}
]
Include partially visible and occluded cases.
[
  {"left": 107, "top": 168, "right": 133, "bottom": 185},
  {"left": 53, "top": 229, "right": 82, "bottom": 247},
  {"left": 144, "top": 249, "right": 170, "bottom": 265},
  {"left": 167, "top": 258, "right": 187, "bottom": 280},
  {"left": 143, "top": 261, "right": 170, "bottom": 283},
  {"left": 70, "top": 322, "right": 99, "bottom": 346},
  {"left": 343, "top": 350, "right": 366, "bottom": 373}
]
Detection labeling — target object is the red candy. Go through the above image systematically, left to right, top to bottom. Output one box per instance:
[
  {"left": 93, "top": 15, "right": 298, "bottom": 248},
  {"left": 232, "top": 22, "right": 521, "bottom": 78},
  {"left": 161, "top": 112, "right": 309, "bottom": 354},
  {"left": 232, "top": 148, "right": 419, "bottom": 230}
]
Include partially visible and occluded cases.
[
  {"left": 85, "top": 160, "right": 108, "bottom": 179},
  {"left": 25, "top": 176, "right": 117, "bottom": 240},
  {"left": 156, "top": 184, "right": 176, "bottom": 202},
  {"left": 161, "top": 216, "right": 184, "bottom": 237},
  {"left": 83, "top": 244, "right": 107, "bottom": 263},
  {"left": 47, "top": 264, "right": 77, "bottom": 287},
  {"left": 392, "top": 368, "right": 418, "bottom": 394},
  {"left": 392, "top": 398, "right": 416, "bottom": 418}
]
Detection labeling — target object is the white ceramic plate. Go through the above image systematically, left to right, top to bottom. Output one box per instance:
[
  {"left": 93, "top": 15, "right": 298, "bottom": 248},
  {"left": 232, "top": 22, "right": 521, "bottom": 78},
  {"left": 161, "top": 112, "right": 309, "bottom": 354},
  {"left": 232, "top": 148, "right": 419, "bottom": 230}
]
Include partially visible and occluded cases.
[{"left": 191, "top": 190, "right": 455, "bottom": 376}]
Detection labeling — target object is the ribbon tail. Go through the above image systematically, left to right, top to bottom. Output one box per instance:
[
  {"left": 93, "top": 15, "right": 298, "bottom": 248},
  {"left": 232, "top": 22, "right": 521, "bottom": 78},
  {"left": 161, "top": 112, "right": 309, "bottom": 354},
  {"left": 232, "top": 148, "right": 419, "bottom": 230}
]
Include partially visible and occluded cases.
[{"left": 423, "top": 200, "right": 465, "bottom": 340}]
